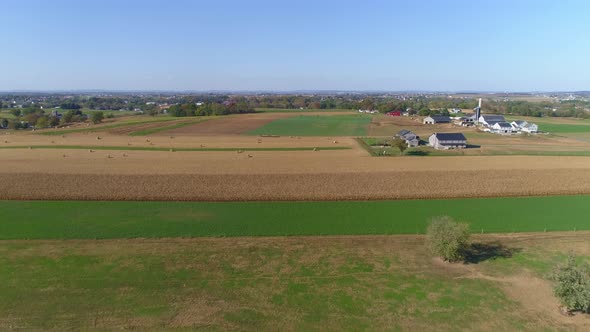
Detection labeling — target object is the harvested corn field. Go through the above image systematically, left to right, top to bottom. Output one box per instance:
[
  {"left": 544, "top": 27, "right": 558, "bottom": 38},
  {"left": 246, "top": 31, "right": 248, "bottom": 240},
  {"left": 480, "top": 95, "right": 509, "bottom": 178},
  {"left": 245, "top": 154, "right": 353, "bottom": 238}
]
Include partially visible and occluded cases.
[{"left": 1, "top": 169, "right": 590, "bottom": 201}]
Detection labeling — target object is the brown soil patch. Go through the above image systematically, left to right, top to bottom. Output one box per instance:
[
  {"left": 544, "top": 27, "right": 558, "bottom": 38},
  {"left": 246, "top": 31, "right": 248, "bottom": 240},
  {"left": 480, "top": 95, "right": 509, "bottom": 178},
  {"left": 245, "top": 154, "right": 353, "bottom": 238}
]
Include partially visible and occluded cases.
[
  {"left": 161, "top": 111, "right": 355, "bottom": 136},
  {"left": 164, "top": 113, "right": 290, "bottom": 135},
  {"left": 106, "top": 118, "right": 197, "bottom": 135}
]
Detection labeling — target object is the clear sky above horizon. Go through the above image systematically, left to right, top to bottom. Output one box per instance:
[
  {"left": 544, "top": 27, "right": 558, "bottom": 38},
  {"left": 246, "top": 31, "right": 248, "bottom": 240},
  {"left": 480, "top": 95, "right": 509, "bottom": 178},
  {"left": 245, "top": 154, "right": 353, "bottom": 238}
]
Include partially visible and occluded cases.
[{"left": 1, "top": 0, "right": 590, "bottom": 92}]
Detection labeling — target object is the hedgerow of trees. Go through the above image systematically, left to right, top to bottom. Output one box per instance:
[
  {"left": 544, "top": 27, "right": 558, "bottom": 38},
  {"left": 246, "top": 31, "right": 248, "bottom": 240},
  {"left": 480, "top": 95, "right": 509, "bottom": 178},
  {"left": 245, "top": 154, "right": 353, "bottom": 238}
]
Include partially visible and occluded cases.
[{"left": 168, "top": 101, "right": 255, "bottom": 117}]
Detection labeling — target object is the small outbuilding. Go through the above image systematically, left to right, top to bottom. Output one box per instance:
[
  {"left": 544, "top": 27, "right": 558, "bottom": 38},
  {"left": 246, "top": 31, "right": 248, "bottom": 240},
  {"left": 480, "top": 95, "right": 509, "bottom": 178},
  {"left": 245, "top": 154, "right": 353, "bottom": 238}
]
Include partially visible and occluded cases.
[
  {"left": 423, "top": 115, "right": 451, "bottom": 124},
  {"left": 396, "top": 129, "right": 420, "bottom": 147},
  {"left": 429, "top": 132, "right": 467, "bottom": 150}
]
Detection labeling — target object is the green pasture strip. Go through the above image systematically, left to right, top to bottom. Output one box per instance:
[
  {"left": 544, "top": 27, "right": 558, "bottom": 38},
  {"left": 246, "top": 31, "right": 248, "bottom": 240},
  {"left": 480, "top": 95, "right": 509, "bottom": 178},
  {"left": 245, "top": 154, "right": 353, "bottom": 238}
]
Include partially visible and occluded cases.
[
  {"left": 247, "top": 114, "right": 371, "bottom": 136},
  {"left": 503, "top": 116, "right": 590, "bottom": 133},
  {"left": 37, "top": 117, "right": 179, "bottom": 136},
  {"left": 127, "top": 118, "right": 210, "bottom": 136},
  {"left": 537, "top": 123, "right": 590, "bottom": 133},
  {"left": 0, "top": 145, "right": 350, "bottom": 152},
  {"left": 0, "top": 195, "right": 588, "bottom": 239},
  {"left": 0, "top": 238, "right": 533, "bottom": 331}
]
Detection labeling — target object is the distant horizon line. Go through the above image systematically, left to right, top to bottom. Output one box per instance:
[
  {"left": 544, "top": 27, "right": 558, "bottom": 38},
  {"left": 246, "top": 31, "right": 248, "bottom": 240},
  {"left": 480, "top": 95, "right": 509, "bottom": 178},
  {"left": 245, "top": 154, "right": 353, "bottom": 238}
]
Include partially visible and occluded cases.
[{"left": 0, "top": 89, "right": 588, "bottom": 95}]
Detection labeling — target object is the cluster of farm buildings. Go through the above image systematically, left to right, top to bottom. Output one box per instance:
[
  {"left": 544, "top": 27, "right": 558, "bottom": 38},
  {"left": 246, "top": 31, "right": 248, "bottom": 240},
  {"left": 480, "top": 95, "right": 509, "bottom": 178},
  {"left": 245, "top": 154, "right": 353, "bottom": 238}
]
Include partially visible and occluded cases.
[
  {"left": 396, "top": 113, "right": 540, "bottom": 150},
  {"left": 423, "top": 114, "right": 538, "bottom": 134},
  {"left": 396, "top": 130, "right": 467, "bottom": 150}
]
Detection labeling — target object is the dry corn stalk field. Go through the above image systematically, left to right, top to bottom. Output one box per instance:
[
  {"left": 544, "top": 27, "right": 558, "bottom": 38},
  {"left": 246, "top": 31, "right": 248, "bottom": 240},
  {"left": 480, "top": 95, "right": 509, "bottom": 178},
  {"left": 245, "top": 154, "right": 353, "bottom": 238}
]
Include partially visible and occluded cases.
[{"left": 1, "top": 169, "right": 590, "bottom": 201}]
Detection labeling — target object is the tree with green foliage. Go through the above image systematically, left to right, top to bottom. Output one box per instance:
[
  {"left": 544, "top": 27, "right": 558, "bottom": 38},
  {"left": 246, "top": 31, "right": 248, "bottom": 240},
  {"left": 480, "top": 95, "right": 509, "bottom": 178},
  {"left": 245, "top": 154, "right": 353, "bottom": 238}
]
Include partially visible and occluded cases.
[
  {"left": 60, "top": 102, "right": 82, "bottom": 110},
  {"left": 10, "top": 109, "right": 21, "bottom": 117},
  {"left": 62, "top": 110, "right": 74, "bottom": 123},
  {"left": 91, "top": 111, "right": 104, "bottom": 124},
  {"left": 35, "top": 116, "right": 48, "bottom": 129},
  {"left": 49, "top": 116, "right": 60, "bottom": 127},
  {"left": 1, "top": 118, "right": 8, "bottom": 128},
  {"left": 9, "top": 120, "right": 24, "bottom": 130},
  {"left": 392, "top": 138, "right": 408, "bottom": 155},
  {"left": 427, "top": 216, "right": 470, "bottom": 262},
  {"left": 551, "top": 254, "right": 590, "bottom": 314}
]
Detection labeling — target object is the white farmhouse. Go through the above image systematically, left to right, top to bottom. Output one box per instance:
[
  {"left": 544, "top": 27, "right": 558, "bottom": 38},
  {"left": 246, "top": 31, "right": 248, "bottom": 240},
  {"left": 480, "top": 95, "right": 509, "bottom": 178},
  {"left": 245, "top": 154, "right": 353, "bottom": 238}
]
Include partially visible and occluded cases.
[
  {"left": 479, "top": 114, "right": 505, "bottom": 127},
  {"left": 511, "top": 120, "right": 539, "bottom": 133},
  {"left": 491, "top": 122, "right": 515, "bottom": 134}
]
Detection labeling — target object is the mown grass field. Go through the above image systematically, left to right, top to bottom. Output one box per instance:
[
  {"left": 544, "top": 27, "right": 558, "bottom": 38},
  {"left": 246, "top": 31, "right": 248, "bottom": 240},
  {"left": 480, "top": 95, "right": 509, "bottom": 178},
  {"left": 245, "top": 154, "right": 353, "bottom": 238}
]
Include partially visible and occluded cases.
[
  {"left": 247, "top": 114, "right": 371, "bottom": 136},
  {"left": 537, "top": 123, "right": 590, "bottom": 133},
  {"left": 0, "top": 196, "right": 588, "bottom": 239},
  {"left": 1, "top": 234, "right": 588, "bottom": 330}
]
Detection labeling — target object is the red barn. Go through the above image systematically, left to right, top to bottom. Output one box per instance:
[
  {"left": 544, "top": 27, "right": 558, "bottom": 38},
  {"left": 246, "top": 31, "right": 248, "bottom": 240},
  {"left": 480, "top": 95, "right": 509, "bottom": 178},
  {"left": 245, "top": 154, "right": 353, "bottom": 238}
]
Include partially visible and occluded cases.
[{"left": 387, "top": 111, "right": 402, "bottom": 116}]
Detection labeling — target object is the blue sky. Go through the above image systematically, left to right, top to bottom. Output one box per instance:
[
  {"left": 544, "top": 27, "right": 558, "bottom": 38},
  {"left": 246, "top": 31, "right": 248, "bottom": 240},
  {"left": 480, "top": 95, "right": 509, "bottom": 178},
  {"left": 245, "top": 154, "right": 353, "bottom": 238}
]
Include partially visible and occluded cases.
[{"left": 1, "top": 0, "right": 589, "bottom": 91}]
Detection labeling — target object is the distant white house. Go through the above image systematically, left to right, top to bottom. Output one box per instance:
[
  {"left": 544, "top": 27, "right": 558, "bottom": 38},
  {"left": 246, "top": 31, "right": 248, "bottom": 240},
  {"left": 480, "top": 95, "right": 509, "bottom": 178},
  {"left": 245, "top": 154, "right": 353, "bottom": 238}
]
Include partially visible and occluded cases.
[
  {"left": 450, "top": 108, "right": 462, "bottom": 114},
  {"left": 358, "top": 109, "right": 378, "bottom": 114},
  {"left": 479, "top": 114, "right": 506, "bottom": 127},
  {"left": 423, "top": 115, "right": 451, "bottom": 124},
  {"left": 511, "top": 120, "right": 539, "bottom": 133},
  {"left": 491, "top": 122, "right": 515, "bottom": 134},
  {"left": 428, "top": 133, "right": 467, "bottom": 149}
]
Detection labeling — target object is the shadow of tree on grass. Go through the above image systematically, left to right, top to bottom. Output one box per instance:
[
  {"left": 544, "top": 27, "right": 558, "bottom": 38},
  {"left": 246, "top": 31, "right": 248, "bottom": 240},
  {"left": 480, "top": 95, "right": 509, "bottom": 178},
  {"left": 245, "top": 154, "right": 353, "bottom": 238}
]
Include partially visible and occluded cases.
[
  {"left": 406, "top": 150, "right": 430, "bottom": 156},
  {"left": 463, "top": 242, "right": 522, "bottom": 264}
]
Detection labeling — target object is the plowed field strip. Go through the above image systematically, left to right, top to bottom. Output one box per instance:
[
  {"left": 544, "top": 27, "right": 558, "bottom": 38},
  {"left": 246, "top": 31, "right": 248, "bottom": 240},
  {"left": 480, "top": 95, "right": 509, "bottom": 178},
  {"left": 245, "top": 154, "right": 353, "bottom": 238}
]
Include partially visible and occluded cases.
[
  {"left": 0, "top": 145, "right": 350, "bottom": 152},
  {"left": 1, "top": 169, "right": 589, "bottom": 201}
]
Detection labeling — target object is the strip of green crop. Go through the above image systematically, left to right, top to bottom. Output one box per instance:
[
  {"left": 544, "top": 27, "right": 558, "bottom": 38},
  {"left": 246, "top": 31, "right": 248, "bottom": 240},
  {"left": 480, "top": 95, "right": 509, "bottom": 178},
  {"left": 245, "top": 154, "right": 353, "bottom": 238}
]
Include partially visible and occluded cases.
[
  {"left": 0, "top": 145, "right": 351, "bottom": 152},
  {"left": 0, "top": 195, "right": 588, "bottom": 239}
]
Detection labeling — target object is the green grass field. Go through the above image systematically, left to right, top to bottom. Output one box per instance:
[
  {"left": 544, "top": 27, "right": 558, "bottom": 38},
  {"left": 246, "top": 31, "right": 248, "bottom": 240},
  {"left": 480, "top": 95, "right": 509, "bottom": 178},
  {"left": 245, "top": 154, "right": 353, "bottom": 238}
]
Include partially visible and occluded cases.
[
  {"left": 247, "top": 114, "right": 372, "bottom": 136},
  {"left": 504, "top": 116, "right": 590, "bottom": 133},
  {"left": 537, "top": 123, "right": 590, "bottom": 133},
  {"left": 0, "top": 196, "right": 588, "bottom": 239},
  {"left": 1, "top": 235, "right": 560, "bottom": 330}
]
